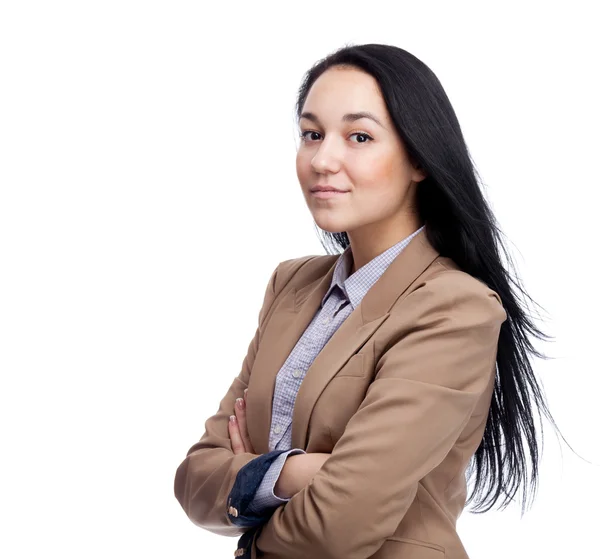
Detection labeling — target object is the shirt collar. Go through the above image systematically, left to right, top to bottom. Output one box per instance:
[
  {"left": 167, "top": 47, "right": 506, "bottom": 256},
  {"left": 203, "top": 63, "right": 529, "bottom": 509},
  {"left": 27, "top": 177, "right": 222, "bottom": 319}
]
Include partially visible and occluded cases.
[{"left": 320, "top": 225, "right": 426, "bottom": 310}]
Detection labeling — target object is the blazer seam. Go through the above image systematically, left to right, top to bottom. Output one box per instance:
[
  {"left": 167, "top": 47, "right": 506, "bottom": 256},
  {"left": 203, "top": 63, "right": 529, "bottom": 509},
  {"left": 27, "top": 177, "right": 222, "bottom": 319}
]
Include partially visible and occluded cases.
[
  {"left": 442, "top": 447, "right": 466, "bottom": 500},
  {"left": 419, "top": 481, "right": 457, "bottom": 527}
]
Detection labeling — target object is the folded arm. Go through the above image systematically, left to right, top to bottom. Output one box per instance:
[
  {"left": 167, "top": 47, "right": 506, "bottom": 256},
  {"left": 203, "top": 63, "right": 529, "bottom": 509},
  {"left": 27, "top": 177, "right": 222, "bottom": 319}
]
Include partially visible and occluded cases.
[
  {"left": 236, "top": 273, "right": 507, "bottom": 559},
  {"left": 231, "top": 448, "right": 331, "bottom": 522},
  {"left": 246, "top": 449, "right": 307, "bottom": 514}
]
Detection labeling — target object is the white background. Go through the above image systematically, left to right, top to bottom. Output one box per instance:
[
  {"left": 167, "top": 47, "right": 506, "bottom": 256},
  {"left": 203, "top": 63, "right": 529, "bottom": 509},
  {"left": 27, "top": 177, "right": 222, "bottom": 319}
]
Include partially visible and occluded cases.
[{"left": 1, "top": 1, "right": 598, "bottom": 557}]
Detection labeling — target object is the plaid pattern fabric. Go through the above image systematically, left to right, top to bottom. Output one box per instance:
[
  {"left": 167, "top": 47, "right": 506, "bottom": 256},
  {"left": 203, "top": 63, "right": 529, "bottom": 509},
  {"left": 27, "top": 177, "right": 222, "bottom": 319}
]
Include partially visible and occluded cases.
[{"left": 246, "top": 225, "right": 425, "bottom": 514}]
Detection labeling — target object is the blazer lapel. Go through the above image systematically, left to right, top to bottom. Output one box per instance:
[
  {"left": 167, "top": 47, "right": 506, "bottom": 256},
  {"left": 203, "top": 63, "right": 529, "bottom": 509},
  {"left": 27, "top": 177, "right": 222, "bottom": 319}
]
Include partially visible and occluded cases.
[
  {"left": 247, "top": 229, "right": 440, "bottom": 454},
  {"left": 248, "top": 264, "right": 335, "bottom": 455}
]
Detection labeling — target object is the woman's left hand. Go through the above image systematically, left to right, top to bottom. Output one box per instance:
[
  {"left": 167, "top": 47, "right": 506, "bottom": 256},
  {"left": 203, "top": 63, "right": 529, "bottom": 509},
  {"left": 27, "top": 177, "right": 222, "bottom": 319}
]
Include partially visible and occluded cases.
[{"left": 228, "top": 388, "right": 256, "bottom": 455}]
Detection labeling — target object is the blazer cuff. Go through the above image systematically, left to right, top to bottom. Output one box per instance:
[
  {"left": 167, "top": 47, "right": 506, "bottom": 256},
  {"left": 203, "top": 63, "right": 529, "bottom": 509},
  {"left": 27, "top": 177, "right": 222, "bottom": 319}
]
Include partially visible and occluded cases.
[
  {"left": 226, "top": 449, "right": 290, "bottom": 528},
  {"left": 247, "top": 449, "right": 307, "bottom": 514},
  {"left": 234, "top": 524, "right": 263, "bottom": 559}
]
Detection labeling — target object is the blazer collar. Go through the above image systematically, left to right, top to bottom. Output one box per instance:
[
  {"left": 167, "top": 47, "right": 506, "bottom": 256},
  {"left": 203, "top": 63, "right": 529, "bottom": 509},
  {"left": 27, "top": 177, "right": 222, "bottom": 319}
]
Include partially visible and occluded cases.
[
  {"left": 320, "top": 224, "right": 426, "bottom": 311},
  {"left": 247, "top": 227, "right": 440, "bottom": 453}
]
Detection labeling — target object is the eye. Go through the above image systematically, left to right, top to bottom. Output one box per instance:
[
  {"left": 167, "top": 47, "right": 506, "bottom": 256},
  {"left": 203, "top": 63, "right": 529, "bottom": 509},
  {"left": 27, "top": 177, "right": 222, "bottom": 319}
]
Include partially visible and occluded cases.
[
  {"left": 299, "top": 130, "right": 322, "bottom": 142},
  {"left": 299, "top": 131, "right": 374, "bottom": 144},
  {"left": 349, "top": 132, "right": 373, "bottom": 144}
]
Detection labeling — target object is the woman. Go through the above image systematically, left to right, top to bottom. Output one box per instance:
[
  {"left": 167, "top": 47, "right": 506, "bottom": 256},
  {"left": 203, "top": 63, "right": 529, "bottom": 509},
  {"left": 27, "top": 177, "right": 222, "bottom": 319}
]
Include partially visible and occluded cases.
[{"left": 174, "top": 44, "right": 559, "bottom": 559}]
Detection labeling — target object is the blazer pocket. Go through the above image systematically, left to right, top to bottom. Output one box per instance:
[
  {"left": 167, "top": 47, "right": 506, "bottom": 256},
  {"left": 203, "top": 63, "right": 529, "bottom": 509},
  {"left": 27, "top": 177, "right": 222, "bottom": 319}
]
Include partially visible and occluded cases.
[
  {"left": 336, "top": 352, "right": 366, "bottom": 378},
  {"left": 380, "top": 537, "right": 445, "bottom": 558}
]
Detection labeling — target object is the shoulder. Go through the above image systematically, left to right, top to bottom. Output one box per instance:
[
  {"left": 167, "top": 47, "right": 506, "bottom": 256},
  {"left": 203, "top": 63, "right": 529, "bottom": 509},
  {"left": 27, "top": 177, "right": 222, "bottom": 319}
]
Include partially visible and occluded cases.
[
  {"left": 398, "top": 257, "right": 507, "bottom": 325},
  {"left": 377, "top": 258, "right": 507, "bottom": 388}
]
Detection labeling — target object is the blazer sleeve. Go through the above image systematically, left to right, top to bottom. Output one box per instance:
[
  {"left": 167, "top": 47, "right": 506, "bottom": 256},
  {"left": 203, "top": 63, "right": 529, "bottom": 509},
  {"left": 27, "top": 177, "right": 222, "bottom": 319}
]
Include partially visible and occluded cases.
[
  {"left": 173, "top": 261, "right": 283, "bottom": 537},
  {"left": 244, "top": 272, "right": 507, "bottom": 559}
]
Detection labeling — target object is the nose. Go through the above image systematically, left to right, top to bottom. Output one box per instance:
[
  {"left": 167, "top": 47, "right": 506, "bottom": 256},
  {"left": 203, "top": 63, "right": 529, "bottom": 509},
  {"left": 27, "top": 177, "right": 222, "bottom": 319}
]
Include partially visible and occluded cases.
[{"left": 310, "top": 137, "right": 342, "bottom": 175}]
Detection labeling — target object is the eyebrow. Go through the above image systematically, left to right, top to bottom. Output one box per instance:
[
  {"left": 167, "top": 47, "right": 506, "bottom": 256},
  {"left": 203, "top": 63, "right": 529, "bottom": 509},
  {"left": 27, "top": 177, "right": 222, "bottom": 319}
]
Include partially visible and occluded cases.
[{"left": 300, "top": 111, "right": 385, "bottom": 129}]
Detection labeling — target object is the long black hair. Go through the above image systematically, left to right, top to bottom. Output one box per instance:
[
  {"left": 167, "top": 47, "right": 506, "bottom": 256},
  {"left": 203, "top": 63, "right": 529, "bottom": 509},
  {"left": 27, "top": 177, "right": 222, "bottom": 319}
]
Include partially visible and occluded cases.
[{"left": 295, "top": 43, "right": 568, "bottom": 515}]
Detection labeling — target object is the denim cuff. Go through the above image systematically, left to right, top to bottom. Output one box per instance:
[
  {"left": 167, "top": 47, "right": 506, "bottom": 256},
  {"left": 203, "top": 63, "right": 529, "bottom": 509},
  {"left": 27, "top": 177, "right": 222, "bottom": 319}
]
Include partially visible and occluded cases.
[
  {"left": 247, "top": 448, "right": 307, "bottom": 514},
  {"left": 227, "top": 449, "right": 290, "bottom": 529}
]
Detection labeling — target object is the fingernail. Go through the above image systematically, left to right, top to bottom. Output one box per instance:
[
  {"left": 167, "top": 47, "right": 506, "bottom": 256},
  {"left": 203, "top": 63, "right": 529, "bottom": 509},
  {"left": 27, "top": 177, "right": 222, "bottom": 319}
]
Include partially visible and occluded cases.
[
  {"left": 244, "top": 388, "right": 248, "bottom": 397},
  {"left": 236, "top": 398, "right": 245, "bottom": 409},
  {"left": 229, "top": 415, "right": 236, "bottom": 423}
]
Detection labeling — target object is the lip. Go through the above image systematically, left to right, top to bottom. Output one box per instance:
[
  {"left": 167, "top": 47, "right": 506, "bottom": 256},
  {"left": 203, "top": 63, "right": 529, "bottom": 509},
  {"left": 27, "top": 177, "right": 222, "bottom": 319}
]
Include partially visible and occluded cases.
[
  {"left": 310, "top": 185, "right": 350, "bottom": 199},
  {"left": 311, "top": 185, "right": 348, "bottom": 192},
  {"left": 310, "top": 190, "right": 349, "bottom": 199}
]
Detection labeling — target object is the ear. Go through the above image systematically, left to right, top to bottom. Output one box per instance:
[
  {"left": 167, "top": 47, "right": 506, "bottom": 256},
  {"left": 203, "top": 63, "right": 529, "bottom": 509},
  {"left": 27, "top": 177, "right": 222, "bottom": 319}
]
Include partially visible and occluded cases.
[{"left": 413, "top": 162, "right": 427, "bottom": 182}]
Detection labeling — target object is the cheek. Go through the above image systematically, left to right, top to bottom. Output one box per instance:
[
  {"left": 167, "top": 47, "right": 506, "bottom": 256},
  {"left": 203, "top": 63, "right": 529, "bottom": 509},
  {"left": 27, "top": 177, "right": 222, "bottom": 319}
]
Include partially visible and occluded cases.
[
  {"left": 351, "top": 150, "right": 411, "bottom": 196},
  {"left": 365, "top": 150, "right": 404, "bottom": 182},
  {"left": 296, "top": 151, "right": 312, "bottom": 182}
]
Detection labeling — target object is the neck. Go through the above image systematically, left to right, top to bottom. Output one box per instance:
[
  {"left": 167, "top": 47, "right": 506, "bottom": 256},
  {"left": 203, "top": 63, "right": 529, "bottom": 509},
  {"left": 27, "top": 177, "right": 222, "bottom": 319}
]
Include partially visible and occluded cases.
[{"left": 347, "top": 216, "right": 423, "bottom": 273}]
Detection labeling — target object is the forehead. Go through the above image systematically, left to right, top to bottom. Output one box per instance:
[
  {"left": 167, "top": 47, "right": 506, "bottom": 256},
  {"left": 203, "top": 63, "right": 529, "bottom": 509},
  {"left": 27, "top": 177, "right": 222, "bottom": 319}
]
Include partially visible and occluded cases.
[{"left": 303, "top": 67, "right": 387, "bottom": 117}]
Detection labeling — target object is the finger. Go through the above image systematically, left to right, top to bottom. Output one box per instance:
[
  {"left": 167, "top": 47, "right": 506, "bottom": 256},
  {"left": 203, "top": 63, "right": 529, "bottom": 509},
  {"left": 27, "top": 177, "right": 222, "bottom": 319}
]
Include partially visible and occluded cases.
[
  {"left": 235, "top": 397, "right": 254, "bottom": 454},
  {"left": 228, "top": 415, "right": 244, "bottom": 455}
]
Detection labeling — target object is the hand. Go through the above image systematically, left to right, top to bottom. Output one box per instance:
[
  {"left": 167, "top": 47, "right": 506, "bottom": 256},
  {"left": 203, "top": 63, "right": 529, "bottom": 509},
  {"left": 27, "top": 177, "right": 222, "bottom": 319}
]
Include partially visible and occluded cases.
[
  {"left": 228, "top": 388, "right": 256, "bottom": 455},
  {"left": 274, "top": 452, "right": 331, "bottom": 499}
]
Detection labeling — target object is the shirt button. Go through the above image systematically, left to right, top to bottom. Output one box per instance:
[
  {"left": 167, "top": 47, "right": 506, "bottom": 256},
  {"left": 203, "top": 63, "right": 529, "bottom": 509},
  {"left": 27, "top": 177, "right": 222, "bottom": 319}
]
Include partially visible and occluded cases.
[
  {"left": 321, "top": 316, "right": 331, "bottom": 325},
  {"left": 292, "top": 369, "right": 302, "bottom": 378},
  {"left": 274, "top": 425, "right": 282, "bottom": 434}
]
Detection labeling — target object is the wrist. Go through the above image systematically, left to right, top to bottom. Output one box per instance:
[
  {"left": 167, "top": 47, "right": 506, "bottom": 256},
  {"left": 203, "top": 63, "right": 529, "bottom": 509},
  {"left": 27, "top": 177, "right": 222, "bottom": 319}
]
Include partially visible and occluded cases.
[{"left": 274, "top": 453, "right": 302, "bottom": 499}]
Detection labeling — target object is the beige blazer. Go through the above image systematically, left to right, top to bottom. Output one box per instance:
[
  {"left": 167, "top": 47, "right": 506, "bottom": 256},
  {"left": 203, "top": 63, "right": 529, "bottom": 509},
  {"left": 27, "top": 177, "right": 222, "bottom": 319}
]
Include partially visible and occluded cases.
[{"left": 174, "top": 228, "right": 507, "bottom": 559}]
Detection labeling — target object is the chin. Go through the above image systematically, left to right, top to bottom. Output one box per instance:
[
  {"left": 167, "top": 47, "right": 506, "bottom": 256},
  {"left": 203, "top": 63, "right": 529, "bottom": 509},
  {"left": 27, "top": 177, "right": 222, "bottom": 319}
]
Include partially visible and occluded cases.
[{"left": 313, "top": 217, "right": 349, "bottom": 234}]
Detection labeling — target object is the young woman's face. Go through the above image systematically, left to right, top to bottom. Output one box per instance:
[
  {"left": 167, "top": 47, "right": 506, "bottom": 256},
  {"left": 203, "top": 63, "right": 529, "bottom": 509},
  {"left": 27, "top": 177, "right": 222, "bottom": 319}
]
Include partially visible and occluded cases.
[{"left": 296, "top": 66, "right": 426, "bottom": 236}]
